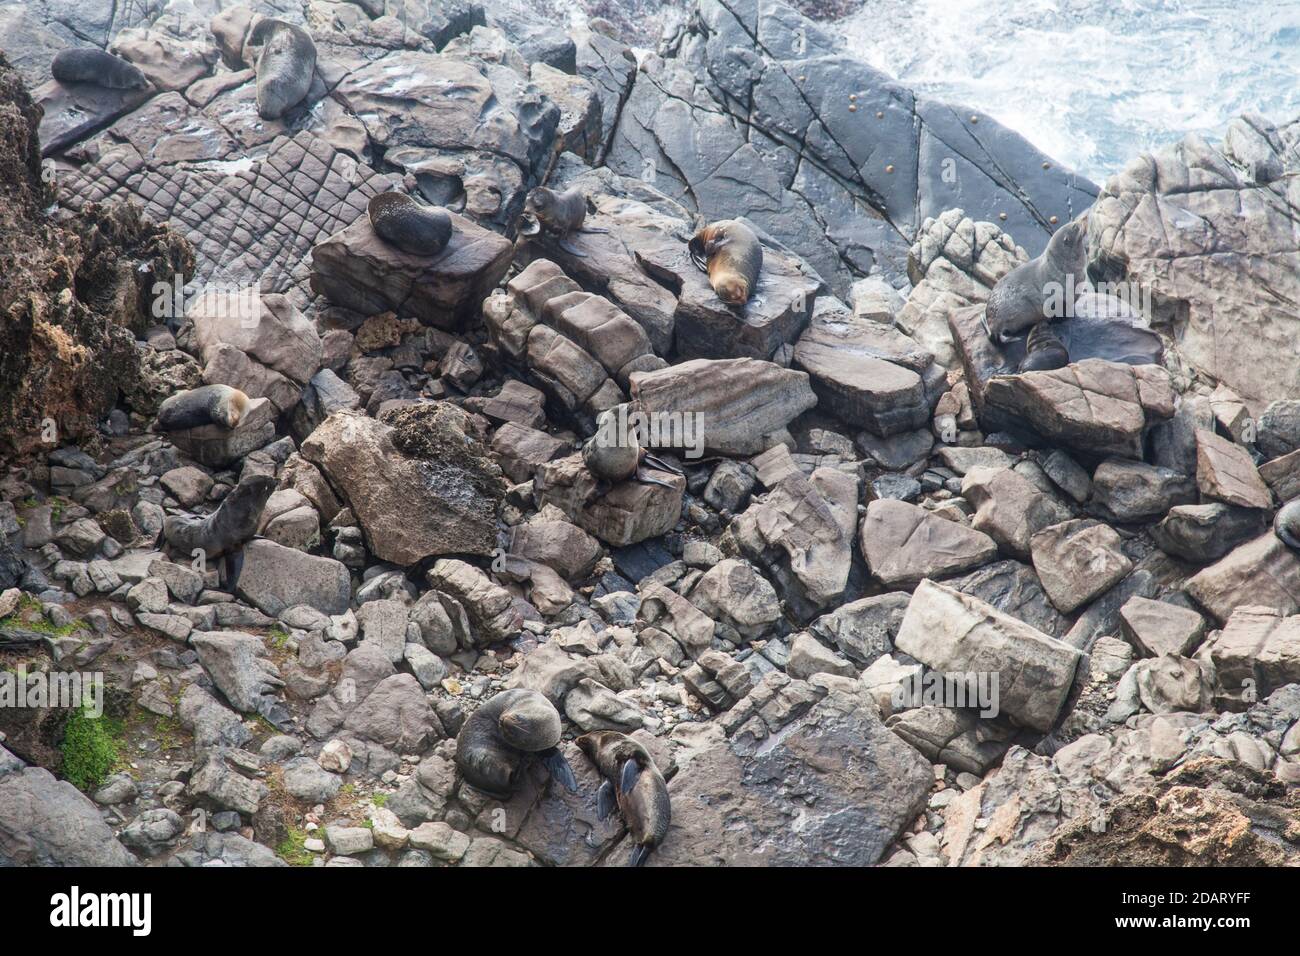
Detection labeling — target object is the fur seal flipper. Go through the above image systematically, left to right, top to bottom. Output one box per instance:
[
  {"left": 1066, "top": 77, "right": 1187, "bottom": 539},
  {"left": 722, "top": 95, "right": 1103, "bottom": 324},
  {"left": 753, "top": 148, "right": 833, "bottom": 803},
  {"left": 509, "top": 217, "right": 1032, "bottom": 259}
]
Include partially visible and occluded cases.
[
  {"left": 249, "top": 18, "right": 316, "bottom": 120},
  {"left": 51, "top": 48, "right": 149, "bottom": 90},
  {"left": 368, "top": 192, "right": 453, "bottom": 256},
  {"left": 984, "top": 218, "right": 1087, "bottom": 343},
  {"left": 689, "top": 219, "right": 763, "bottom": 306},
  {"left": 1018, "top": 322, "right": 1069, "bottom": 372},
  {"left": 155, "top": 385, "right": 249, "bottom": 432},
  {"left": 163, "top": 474, "right": 276, "bottom": 559},
  {"left": 456, "top": 689, "right": 571, "bottom": 798},
  {"left": 577, "top": 731, "right": 671, "bottom": 867},
  {"left": 540, "top": 747, "right": 578, "bottom": 792}
]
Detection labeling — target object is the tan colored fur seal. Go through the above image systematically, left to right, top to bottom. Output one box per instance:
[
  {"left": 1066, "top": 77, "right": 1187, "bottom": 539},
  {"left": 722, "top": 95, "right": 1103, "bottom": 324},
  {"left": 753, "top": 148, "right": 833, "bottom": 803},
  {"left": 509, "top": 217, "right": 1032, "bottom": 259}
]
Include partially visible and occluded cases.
[
  {"left": 689, "top": 219, "right": 762, "bottom": 306},
  {"left": 576, "top": 731, "right": 670, "bottom": 867}
]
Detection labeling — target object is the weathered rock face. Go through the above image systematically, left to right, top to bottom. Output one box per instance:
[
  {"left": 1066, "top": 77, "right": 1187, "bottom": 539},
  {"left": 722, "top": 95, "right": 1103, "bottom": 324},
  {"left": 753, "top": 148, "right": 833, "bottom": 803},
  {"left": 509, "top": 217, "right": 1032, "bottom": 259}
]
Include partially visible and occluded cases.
[
  {"left": 0, "top": 53, "right": 191, "bottom": 456},
  {"left": 1088, "top": 114, "right": 1300, "bottom": 413},
  {"left": 630, "top": 358, "right": 816, "bottom": 456},
  {"left": 302, "top": 408, "right": 504, "bottom": 564},
  {"left": 534, "top": 454, "right": 683, "bottom": 547},
  {"left": 860, "top": 499, "right": 998, "bottom": 589},
  {"left": 1186, "top": 533, "right": 1300, "bottom": 624},
  {"left": 235, "top": 539, "right": 352, "bottom": 617},
  {"left": 895, "top": 580, "right": 1082, "bottom": 732},
  {"left": 1203, "top": 606, "right": 1300, "bottom": 704},
  {"left": 630, "top": 675, "right": 932, "bottom": 865},
  {"left": 0, "top": 756, "right": 138, "bottom": 866}
]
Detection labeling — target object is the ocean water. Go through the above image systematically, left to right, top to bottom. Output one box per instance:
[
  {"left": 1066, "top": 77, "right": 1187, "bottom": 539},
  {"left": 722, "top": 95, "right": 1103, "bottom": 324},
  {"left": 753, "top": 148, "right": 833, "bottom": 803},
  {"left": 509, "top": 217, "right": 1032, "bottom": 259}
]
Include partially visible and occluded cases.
[{"left": 839, "top": 0, "right": 1300, "bottom": 184}]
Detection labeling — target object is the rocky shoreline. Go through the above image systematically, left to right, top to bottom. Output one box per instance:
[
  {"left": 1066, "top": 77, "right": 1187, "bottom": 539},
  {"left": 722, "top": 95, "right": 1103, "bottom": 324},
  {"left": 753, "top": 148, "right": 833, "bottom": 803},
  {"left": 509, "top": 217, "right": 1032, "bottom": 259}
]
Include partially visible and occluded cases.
[{"left": 1, "top": 0, "right": 1299, "bottom": 868}]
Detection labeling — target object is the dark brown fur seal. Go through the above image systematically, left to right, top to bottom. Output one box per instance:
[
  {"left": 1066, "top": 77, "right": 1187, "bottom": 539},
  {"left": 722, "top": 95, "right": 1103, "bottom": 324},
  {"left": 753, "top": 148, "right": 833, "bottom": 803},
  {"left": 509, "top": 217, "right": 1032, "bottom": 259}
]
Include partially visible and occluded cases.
[
  {"left": 248, "top": 18, "right": 316, "bottom": 120},
  {"left": 51, "top": 48, "right": 149, "bottom": 90},
  {"left": 518, "top": 186, "right": 608, "bottom": 256},
  {"left": 368, "top": 192, "right": 453, "bottom": 256},
  {"left": 983, "top": 218, "right": 1088, "bottom": 343},
  {"left": 689, "top": 219, "right": 762, "bottom": 306},
  {"left": 1018, "top": 322, "right": 1069, "bottom": 372},
  {"left": 155, "top": 385, "right": 249, "bottom": 432},
  {"left": 583, "top": 407, "right": 682, "bottom": 490},
  {"left": 163, "top": 473, "right": 276, "bottom": 558},
  {"left": 1275, "top": 499, "right": 1300, "bottom": 550},
  {"left": 455, "top": 689, "right": 577, "bottom": 798},
  {"left": 576, "top": 731, "right": 670, "bottom": 867}
]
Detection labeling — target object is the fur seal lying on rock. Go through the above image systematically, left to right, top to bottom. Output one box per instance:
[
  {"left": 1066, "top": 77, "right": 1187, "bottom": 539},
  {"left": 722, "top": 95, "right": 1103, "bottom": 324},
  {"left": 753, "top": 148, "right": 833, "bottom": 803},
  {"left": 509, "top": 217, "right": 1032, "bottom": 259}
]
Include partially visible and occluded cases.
[
  {"left": 248, "top": 18, "right": 316, "bottom": 120},
  {"left": 51, "top": 48, "right": 149, "bottom": 90},
  {"left": 518, "top": 186, "right": 607, "bottom": 256},
  {"left": 368, "top": 192, "right": 453, "bottom": 256},
  {"left": 983, "top": 218, "right": 1087, "bottom": 344},
  {"left": 689, "top": 219, "right": 762, "bottom": 306},
  {"left": 1018, "top": 322, "right": 1069, "bottom": 372},
  {"left": 154, "top": 385, "right": 249, "bottom": 432},
  {"left": 583, "top": 407, "right": 682, "bottom": 491},
  {"left": 163, "top": 473, "right": 276, "bottom": 559},
  {"left": 1275, "top": 499, "right": 1300, "bottom": 550},
  {"left": 455, "top": 689, "right": 578, "bottom": 798},
  {"left": 576, "top": 731, "right": 670, "bottom": 867}
]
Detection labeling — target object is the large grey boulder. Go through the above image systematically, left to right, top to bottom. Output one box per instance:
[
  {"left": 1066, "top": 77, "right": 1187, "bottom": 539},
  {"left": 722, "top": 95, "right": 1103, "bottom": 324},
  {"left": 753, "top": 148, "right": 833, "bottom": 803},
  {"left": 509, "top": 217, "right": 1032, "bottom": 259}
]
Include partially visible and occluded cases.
[
  {"left": 235, "top": 539, "right": 351, "bottom": 616},
  {"left": 191, "top": 630, "right": 284, "bottom": 714},
  {"left": 0, "top": 761, "right": 137, "bottom": 866}
]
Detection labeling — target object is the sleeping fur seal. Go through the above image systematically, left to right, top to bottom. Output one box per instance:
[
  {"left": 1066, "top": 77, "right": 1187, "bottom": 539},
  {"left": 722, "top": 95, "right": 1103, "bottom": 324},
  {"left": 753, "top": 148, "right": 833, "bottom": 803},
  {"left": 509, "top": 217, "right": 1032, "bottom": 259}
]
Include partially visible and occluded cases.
[
  {"left": 248, "top": 18, "right": 316, "bottom": 120},
  {"left": 51, "top": 48, "right": 149, "bottom": 90},
  {"left": 518, "top": 186, "right": 608, "bottom": 256},
  {"left": 368, "top": 192, "right": 452, "bottom": 256},
  {"left": 983, "top": 217, "right": 1088, "bottom": 344},
  {"left": 689, "top": 219, "right": 762, "bottom": 306},
  {"left": 155, "top": 385, "right": 249, "bottom": 432},
  {"left": 163, "top": 473, "right": 276, "bottom": 559},
  {"left": 1275, "top": 499, "right": 1300, "bottom": 550},
  {"left": 455, "top": 688, "right": 578, "bottom": 799},
  {"left": 576, "top": 731, "right": 670, "bottom": 867}
]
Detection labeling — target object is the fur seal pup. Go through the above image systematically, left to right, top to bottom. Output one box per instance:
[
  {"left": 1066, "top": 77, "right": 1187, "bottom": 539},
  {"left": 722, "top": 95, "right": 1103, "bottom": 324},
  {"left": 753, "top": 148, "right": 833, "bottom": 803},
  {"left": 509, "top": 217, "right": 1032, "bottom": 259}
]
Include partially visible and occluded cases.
[
  {"left": 248, "top": 18, "right": 316, "bottom": 120},
  {"left": 51, "top": 48, "right": 149, "bottom": 90},
  {"left": 518, "top": 186, "right": 608, "bottom": 256},
  {"left": 368, "top": 192, "right": 453, "bottom": 256},
  {"left": 982, "top": 218, "right": 1088, "bottom": 344},
  {"left": 689, "top": 219, "right": 762, "bottom": 307},
  {"left": 1017, "top": 322, "right": 1069, "bottom": 372},
  {"left": 154, "top": 385, "right": 249, "bottom": 432},
  {"left": 583, "top": 407, "right": 682, "bottom": 491},
  {"left": 163, "top": 473, "right": 277, "bottom": 558},
  {"left": 1275, "top": 499, "right": 1300, "bottom": 550},
  {"left": 455, "top": 688, "right": 578, "bottom": 798},
  {"left": 576, "top": 731, "right": 670, "bottom": 867}
]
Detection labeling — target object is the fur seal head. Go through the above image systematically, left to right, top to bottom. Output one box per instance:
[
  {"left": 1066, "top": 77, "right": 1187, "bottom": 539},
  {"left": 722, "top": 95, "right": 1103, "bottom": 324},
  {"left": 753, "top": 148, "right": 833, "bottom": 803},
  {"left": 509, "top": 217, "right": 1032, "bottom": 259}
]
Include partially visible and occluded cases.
[
  {"left": 248, "top": 18, "right": 316, "bottom": 120},
  {"left": 51, "top": 48, "right": 149, "bottom": 90},
  {"left": 368, "top": 192, "right": 453, "bottom": 256},
  {"left": 689, "top": 219, "right": 763, "bottom": 306},
  {"left": 155, "top": 384, "right": 250, "bottom": 433},
  {"left": 497, "top": 690, "right": 563, "bottom": 752}
]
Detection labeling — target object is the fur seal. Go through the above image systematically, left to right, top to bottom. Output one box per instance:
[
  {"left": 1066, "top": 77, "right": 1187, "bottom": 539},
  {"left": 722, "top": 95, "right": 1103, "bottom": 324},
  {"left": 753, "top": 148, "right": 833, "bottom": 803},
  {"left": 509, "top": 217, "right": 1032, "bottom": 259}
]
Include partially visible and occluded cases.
[
  {"left": 248, "top": 18, "right": 316, "bottom": 120},
  {"left": 51, "top": 48, "right": 149, "bottom": 90},
  {"left": 518, "top": 186, "right": 608, "bottom": 256},
  {"left": 368, "top": 192, "right": 453, "bottom": 256},
  {"left": 982, "top": 218, "right": 1088, "bottom": 344},
  {"left": 689, "top": 219, "right": 762, "bottom": 306},
  {"left": 1017, "top": 322, "right": 1069, "bottom": 372},
  {"left": 155, "top": 385, "right": 249, "bottom": 432},
  {"left": 583, "top": 407, "right": 682, "bottom": 491},
  {"left": 163, "top": 473, "right": 276, "bottom": 558},
  {"left": 1275, "top": 499, "right": 1300, "bottom": 550},
  {"left": 455, "top": 689, "right": 578, "bottom": 798},
  {"left": 576, "top": 731, "right": 670, "bottom": 867}
]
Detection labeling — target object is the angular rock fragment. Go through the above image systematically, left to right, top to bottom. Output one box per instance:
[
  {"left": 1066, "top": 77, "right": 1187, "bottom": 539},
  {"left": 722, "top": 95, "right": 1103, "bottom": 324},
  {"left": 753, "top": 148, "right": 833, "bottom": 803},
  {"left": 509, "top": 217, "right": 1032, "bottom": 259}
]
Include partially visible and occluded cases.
[{"left": 860, "top": 499, "right": 997, "bottom": 589}]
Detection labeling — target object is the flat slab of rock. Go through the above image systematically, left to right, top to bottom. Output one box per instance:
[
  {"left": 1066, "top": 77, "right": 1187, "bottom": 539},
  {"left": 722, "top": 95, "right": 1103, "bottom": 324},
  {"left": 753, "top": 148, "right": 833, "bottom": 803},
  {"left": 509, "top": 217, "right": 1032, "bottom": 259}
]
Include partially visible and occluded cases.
[
  {"left": 35, "top": 78, "right": 152, "bottom": 156},
  {"left": 311, "top": 207, "right": 512, "bottom": 330},
  {"left": 630, "top": 358, "right": 816, "bottom": 456},
  {"left": 982, "top": 358, "right": 1175, "bottom": 458},
  {"left": 302, "top": 408, "right": 502, "bottom": 564},
  {"left": 1195, "top": 428, "right": 1271, "bottom": 509},
  {"left": 860, "top": 499, "right": 997, "bottom": 589},
  {"left": 1151, "top": 503, "right": 1267, "bottom": 563},
  {"left": 1030, "top": 519, "right": 1133, "bottom": 614},
  {"left": 1186, "top": 533, "right": 1300, "bottom": 623},
  {"left": 235, "top": 539, "right": 351, "bottom": 617},
  {"left": 895, "top": 580, "right": 1082, "bottom": 732},
  {"left": 1119, "top": 596, "right": 1205, "bottom": 658},
  {"left": 1203, "top": 605, "right": 1300, "bottom": 702},
  {"left": 0, "top": 763, "right": 137, "bottom": 866}
]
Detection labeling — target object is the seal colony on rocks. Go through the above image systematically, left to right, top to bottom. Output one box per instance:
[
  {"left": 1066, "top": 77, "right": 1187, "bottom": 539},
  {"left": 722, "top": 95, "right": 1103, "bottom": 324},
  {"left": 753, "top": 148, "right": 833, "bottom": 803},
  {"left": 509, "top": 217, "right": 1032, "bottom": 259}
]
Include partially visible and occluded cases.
[
  {"left": 248, "top": 17, "right": 316, "bottom": 120},
  {"left": 51, "top": 48, "right": 149, "bottom": 90},
  {"left": 517, "top": 186, "right": 608, "bottom": 256},
  {"left": 367, "top": 192, "right": 453, "bottom": 257},
  {"left": 982, "top": 217, "right": 1087, "bottom": 343},
  {"left": 689, "top": 219, "right": 763, "bottom": 307},
  {"left": 154, "top": 384, "right": 249, "bottom": 432},
  {"left": 162, "top": 473, "right": 277, "bottom": 558},
  {"left": 455, "top": 689, "right": 578, "bottom": 798},
  {"left": 576, "top": 731, "right": 671, "bottom": 867}
]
